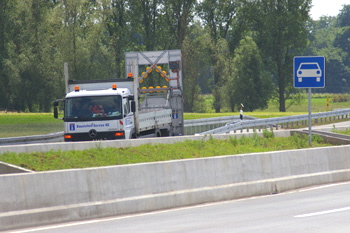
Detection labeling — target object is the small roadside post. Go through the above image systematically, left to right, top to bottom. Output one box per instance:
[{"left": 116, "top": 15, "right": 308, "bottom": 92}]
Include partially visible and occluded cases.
[
  {"left": 293, "top": 56, "right": 326, "bottom": 146},
  {"left": 240, "top": 103, "right": 244, "bottom": 121}
]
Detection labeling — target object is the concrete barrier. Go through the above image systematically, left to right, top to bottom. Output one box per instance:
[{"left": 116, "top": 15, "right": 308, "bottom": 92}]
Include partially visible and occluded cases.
[
  {"left": 1, "top": 145, "right": 350, "bottom": 231},
  {"left": 0, "top": 162, "right": 33, "bottom": 174}
]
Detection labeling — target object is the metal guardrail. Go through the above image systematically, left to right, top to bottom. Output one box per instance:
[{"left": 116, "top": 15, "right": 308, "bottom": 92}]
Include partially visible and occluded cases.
[
  {"left": 197, "top": 109, "right": 350, "bottom": 135},
  {"left": 184, "top": 115, "right": 257, "bottom": 135},
  {"left": 0, "top": 132, "right": 64, "bottom": 146}
]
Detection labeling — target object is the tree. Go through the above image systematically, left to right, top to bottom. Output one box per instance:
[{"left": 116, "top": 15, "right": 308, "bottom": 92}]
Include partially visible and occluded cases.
[
  {"left": 0, "top": 0, "right": 14, "bottom": 110},
  {"left": 1, "top": 0, "right": 57, "bottom": 111},
  {"left": 57, "top": 0, "right": 106, "bottom": 80},
  {"left": 102, "top": 0, "right": 132, "bottom": 78},
  {"left": 129, "top": 0, "right": 161, "bottom": 51},
  {"left": 164, "top": 0, "right": 197, "bottom": 49},
  {"left": 197, "top": 0, "right": 240, "bottom": 112},
  {"left": 242, "top": 0, "right": 311, "bottom": 112},
  {"left": 337, "top": 4, "right": 350, "bottom": 27},
  {"left": 335, "top": 5, "right": 350, "bottom": 66},
  {"left": 306, "top": 16, "right": 350, "bottom": 93},
  {"left": 333, "top": 26, "right": 350, "bottom": 91},
  {"left": 182, "top": 35, "right": 201, "bottom": 112},
  {"left": 229, "top": 36, "right": 272, "bottom": 111}
]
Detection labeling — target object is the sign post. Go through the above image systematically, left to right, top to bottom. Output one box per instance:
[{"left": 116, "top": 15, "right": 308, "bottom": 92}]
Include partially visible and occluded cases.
[
  {"left": 294, "top": 56, "right": 325, "bottom": 146},
  {"left": 308, "top": 88, "right": 312, "bottom": 145}
]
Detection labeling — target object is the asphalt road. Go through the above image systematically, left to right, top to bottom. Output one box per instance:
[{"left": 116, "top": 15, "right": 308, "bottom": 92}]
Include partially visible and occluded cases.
[{"left": 8, "top": 182, "right": 350, "bottom": 233}]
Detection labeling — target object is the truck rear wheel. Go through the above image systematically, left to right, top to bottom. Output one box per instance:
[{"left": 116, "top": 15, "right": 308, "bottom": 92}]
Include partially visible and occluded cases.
[
  {"left": 160, "top": 129, "right": 169, "bottom": 137},
  {"left": 130, "top": 131, "right": 137, "bottom": 139}
]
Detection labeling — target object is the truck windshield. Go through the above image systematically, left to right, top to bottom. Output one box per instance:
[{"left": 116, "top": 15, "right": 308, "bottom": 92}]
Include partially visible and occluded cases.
[{"left": 65, "top": 96, "right": 122, "bottom": 121}]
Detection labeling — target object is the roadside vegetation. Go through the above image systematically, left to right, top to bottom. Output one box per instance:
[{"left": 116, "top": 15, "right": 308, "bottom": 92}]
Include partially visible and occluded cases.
[{"left": 0, "top": 132, "right": 329, "bottom": 172}]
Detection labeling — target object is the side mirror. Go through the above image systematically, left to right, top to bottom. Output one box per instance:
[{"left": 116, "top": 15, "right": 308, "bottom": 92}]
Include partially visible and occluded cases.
[
  {"left": 53, "top": 99, "right": 63, "bottom": 119},
  {"left": 53, "top": 100, "right": 59, "bottom": 118},
  {"left": 131, "top": 101, "right": 136, "bottom": 113},
  {"left": 54, "top": 107, "right": 58, "bottom": 119}
]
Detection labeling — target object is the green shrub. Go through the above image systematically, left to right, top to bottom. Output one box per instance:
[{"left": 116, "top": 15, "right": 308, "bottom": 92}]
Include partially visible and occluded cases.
[
  {"left": 193, "top": 95, "right": 215, "bottom": 113},
  {"left": 332, "top": 95, "right": 349, "bottom": 103},
  {"left": 263, "top": 129, "right": 274, "bottom": 139},
  {"left": 252, "top": 133, "right": 262, "bottom": 147},
  {"left": 291, "top": 134, "right": 308, "bottom": 149},
  {"left": 312, "top": 134, "right": 324, "bottom": 144},
  {"left": 229, "top": 136, "right": 238, "bottom": 146}
]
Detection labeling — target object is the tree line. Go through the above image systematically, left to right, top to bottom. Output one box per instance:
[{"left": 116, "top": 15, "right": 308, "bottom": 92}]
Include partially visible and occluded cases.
[{"left": 0, "top": 0, "right": 349, "bottom": 113}]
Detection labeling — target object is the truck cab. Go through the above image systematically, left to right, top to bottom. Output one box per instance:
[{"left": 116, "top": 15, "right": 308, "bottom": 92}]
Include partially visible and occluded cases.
[{"left": 55, "top": 83, "right": 136, "bottom": 141}]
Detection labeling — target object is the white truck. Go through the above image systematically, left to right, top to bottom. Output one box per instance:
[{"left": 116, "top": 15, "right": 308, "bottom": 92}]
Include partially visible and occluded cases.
[{"left": 54, "top": 50, "right": 184, "bottom": 141}]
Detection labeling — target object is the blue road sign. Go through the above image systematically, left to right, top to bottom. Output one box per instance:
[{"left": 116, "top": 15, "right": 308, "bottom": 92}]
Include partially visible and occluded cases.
[{"left": 293, "top": 56, "right": 325, "bottom": 88}]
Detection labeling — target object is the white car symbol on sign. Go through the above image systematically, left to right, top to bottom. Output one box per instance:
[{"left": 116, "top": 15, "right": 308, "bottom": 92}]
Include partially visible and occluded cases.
[{"left": 296, "top": 62, "right": 322, "bottom": 82}]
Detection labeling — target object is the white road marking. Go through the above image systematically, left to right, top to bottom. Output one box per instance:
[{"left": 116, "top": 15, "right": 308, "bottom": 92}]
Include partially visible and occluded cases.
[{"left": 295, "top": 206, "right": 350, "bottom": 218}]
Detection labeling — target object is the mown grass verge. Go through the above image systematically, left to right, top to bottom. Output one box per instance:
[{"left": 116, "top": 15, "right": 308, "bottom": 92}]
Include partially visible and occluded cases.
[
  {"left": 0, "top": 113, "right": 63, "bottom": 137},
  {"left": 333, "top": 128, "right": 350, "bottom": 136},
  {"left": 0, "top": 133, "right": 329, "bottom": 171}
]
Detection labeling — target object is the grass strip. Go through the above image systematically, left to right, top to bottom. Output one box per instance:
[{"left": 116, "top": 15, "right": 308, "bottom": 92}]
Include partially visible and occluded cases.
[
  {"left": 0, "top": 113, "right": 62, "bottom": 137},
  {"left": 333, "top": 129, "right": 350, "bottom": 136},
  {"left": 0, "top": 133, "right": 329, "bottom": 172}
]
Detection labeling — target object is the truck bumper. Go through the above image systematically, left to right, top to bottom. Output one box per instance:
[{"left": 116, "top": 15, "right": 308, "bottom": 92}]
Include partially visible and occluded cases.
[{"left": 64, "top": 130, "right": 125, "bottom": 141}]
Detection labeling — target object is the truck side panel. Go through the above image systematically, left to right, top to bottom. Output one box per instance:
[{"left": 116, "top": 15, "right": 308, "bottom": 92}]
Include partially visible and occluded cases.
[{"left": 138, "top": 109, "right": 172, "bottom": 132}]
